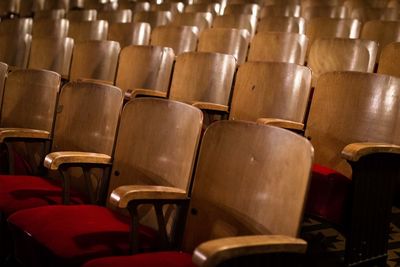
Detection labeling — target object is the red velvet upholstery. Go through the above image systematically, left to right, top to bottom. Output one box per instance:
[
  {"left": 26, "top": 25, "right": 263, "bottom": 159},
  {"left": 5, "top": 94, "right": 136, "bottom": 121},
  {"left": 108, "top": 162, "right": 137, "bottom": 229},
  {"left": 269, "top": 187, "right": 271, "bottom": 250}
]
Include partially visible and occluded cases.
[
  {"left": 305, "top": 164, "right": 352, "bottom": 225},
  {"left": 0, "top": 175, "right": 85, "bottom": 216},
  {"left": 8, "top": 205, "right": 158, "bottom": 267},
  {"left": 82, "top": 252, "right": 195, "bottom": 267}
]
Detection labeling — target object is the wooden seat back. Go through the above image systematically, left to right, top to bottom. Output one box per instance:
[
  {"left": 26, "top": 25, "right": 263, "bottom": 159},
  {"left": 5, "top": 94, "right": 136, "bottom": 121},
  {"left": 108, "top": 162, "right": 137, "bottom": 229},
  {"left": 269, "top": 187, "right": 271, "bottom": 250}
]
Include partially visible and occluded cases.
[
  {"left": 0, "top": 0, "right": 19, "bottom": 17},
  {"left": 184, "top": 3, "right": 220, "bottom": 16},
  {"left": 223, "top": 3, "right": 260, "bottom": 16},
  {"left": 302, "top": 6, "right": 348, "bottom": 20},
  {"left": 351, "top": 7, "right": 398, "bottom": 23},
  {"left": 34, "top": 9, "right": 65, "bottom": 20},
  {"left": 66, "top": 9, "right": 97, "bottom": 21},
  {"left": 98, "top": 9, "right": 133, "bottom": 23},
  {"left": 133, "top": 11, "right": 172, "bottom": 29},
  {"left": 170, "top": 12, "right": 212, "bottom": 33},
  {"left": 212, "top": 14, "right": 257, "bottom": 37},
  {"left": 257, "top": 16, "right": 305, "bottom": 34},
  {"left": 0, "top": 18, "right": 32, "bottom": 36},
  {"left": 32, "top": 18, "right": 69, "bottom": 38},
  {"left": 68, "top": 20, "right": 109, "bottom": 42},
  {"left": 108, "top": 22, "right": 150, "bottom": 47},
  {"left": 150, "top": 25, "right": 199, "bottom": 56},
  {"left": 198, "top": 28, "right": 250, "bottom": 64},
  {"left": 248, "top": 32, "right": 308, "bottom": 65},
  {"left": 0, "top": 34, "right": 31, "bottom": 68},
  {"left": 28, "top": 37, "right": 74, "bottom": 78},
  {"left": 308, "top": 38, "right": 377, "bottom": 85},
  {"left": 69, "top": 40, "right": 120, "bottom": 83},
  {"left": 378, "top": 42, "right": 400, "bottom": 77},
  {"left": 115, "top": 45, "right": 174, "bottom": 95},
  {"left": 169, "top": 51, "right": 236, "bottom": 106},
  {"left": 229, "top": 62, "right": 311, "bottom": 124},
  {"left": 1, "top": 69, "right": 60, "bottom": 132},
  {"left": 182, "top": 120, "right": 313, "bottom": 251}
]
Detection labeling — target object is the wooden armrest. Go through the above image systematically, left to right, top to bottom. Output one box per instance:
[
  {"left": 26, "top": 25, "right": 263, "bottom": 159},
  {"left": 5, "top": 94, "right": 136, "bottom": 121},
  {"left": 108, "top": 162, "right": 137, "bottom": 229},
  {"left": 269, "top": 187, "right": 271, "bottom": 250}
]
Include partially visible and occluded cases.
[
  {"left": 76, "top": 78, "right": 113, "bottom": 85},
  {"left": 124, "top": 89, "right": 167, "bottom": 100},
  {"left": 192, "top": 102, "right": 229, "bottom": 112},
  {"left": 256, "top": 118, "right": 304, "bottom": 131},
  {"left": 0, "top": 128, "right": 51, "bottom": 142},
  {"left": 342, "top": 142, "right": 400, "bottom": 161},
  {"left": 43, "top": 151, "right": 112, "bottom": 170},
  {"left": 110, "top": 185, "right": 187, "bottom": 208},
  {"left": 193, "top": 235, "right": 307, "bottom": 267}
]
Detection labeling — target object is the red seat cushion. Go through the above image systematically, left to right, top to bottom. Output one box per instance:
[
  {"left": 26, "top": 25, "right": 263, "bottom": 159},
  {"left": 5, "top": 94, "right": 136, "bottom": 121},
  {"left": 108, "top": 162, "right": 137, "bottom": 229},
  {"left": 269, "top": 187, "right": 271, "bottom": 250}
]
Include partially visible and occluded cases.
[
  {"left": 305, "top": 164, "right": 352, "bottom": 225},
  {"left": 0, "top": 175, "right": 85, "bottom": 216},
  {"left": 8, "top": 205, "right": 158, "bottom": 267},
  {"left": 82, "top": 252, "right": 195, "bottom": 267}
]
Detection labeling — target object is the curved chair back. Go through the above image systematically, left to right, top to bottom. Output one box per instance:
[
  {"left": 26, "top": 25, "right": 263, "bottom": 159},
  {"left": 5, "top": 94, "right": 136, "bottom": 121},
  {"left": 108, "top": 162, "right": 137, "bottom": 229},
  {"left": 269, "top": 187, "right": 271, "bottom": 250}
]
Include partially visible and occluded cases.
[{"left": 108, "top": 22, "right": 151, "bottom": 47}]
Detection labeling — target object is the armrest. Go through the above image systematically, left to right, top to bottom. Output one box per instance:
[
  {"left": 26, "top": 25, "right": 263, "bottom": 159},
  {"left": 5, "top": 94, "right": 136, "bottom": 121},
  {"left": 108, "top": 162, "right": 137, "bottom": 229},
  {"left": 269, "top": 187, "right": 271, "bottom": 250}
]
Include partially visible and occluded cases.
[
  {"left": 76, "top": 78, "right": 113, "bottom": 85},
  {"left": 124, "top": 89, "right": 167, "bottom": 100},
  {"left": 192, "top": 102, "right": 229, "bottom": 113},
  {"left": 256, "top": 118, "right": 304, "bottom": 131},
  {"left": 0, "top": 128, "right": 51, "bottom": 142},
  {"left": 341, "top": 142, "right": 400, "bottom": 162},
  {"left": 43, "top": 151, "right": 112, "bottom": 170},
  {"left": 110, "top": 185, "right": 187, "bottom": 208},
  {"left": 193, "top": 235, "right": 307, "bottom": 267}
]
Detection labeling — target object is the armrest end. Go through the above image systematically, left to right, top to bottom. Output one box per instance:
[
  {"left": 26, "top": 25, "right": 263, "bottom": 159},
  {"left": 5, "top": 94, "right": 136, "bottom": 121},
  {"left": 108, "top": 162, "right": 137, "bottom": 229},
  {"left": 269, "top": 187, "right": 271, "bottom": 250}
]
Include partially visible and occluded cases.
[
  {"left": 125, "top": 89, "right": 168, "bottom": 100},
  {"left": 192, "top": 102, "right": 229, "bottom": 113},
  {"left": 256, "top": 118, "right": 304, "bottom": 131},
  {"left": 0, "top": 128, "right": 51, "bottom": 142},
  {"left": 341, "top": 142, "right": 400, "bottom": 161},
  {"left": 44, "top": 151, "right": 112, "bottom": 170}
]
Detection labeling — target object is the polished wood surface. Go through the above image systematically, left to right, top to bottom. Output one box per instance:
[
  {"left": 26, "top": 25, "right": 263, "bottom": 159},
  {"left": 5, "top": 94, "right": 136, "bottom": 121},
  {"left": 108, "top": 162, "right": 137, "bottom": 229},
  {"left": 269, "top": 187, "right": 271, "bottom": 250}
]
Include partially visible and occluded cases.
[
  {"left": 0, "top": 0, "right": 19, "bottom": 17},
  {"left": 44, "top": 0, "right": 69, "bottom": 10},
  {"left": 301, "top": 0, "right": 345, "bottom": 6},
  {"left": 118, "top": 1, "right": 150, "bottom": 12},
  {"left": 151, "top": 2, "right": 185, "bottom": 14},
  {"left": 184, "top": 3, "right": 220, "bottom": 16},
  {"left": 223, "top": 3, "right": 260, "bottom": 16},
  {"left": 260, "top": 4, "right": 300, "bottom": 18},
  {"left": 302, "top": 6, "right": 348, "bottom": 19},
  {"left": 351, "top": 7, "right": 398, "bottom": 22},
  {"left": 34, "top": 9, "right": 65, "bottom": 19},
  {"left": 66, "top": 9, "right": 97, "bottom": 21},
  {"left": 98, "top": 9, "right": 132, "bottom": 23},
  {"left": 133, "top": 11, "right": 172, "bottom": 29},
  {"left": 170, "top": 12, "right": 212, "bottom": 33},
  {"left": 212, "top": 14, "right": 257, "bottom": 37},
  {"left": 257, "top": 16, "right": 305, "bottom": 34},
  {"left": 0, "top": 18, "right": 32, "bottom": 35},
  {"left": 32, "top": 18, "right": 69, "bottom": 38},
  {"left": 68, "top": 20, "right": 108, "bottom": 42},
  {"left": 361, "top": 20, "right": 400, "bottom": 61},
  {"left": 108, "top": 22, "right": 150, "bottom": 47},
  {"left": 150, "top": 25, "right": 199, "bottom": 56},
  {"left": 198, "top": 28, "right": 250, "bottom": 64},
  {"left": 248, "top": 32, "right": 308, "bottom": 65},
  {"left": 0, "top": 34, "right": 31, "bottom": 68},
  {"left": 28, "top": 37, "right": 74, "bottom": 78},
  {"left": 308, "top": 38, "right": 377, "bottom": 85},
  {"left": 69, "top": 40, "right": 120, "bottom": 83},
  {"left": 378, "top": 42, "right": 400, "bottom": 77},
  {"left": 115, "top": 45, "right": 174, "bottom": 95},
  {"left": 169, "top": 52, "right": 236, "bottom": 106},
  {"left": 0, "top": 62, "right": 7, "bottom": 108},
  {"left": 229, "top": 62, "right": 311, "bottom": 125},
  {"left": 1, "top": 69, "right": 60, "bottom": 132},
  {"left": 306, "top": 71, "right": 400, "bottom": 176},
  {"left": 51, "top": 81, "right": 122, "bottom": 155},
  {"left": 107, "top": 98, "right": 202, "bottom": 199},
  {"left": 256, "top": 118, "right": 304, "bottom": 130},
  {"left": 182, "top": 121, "right": 313, "bottom": 252},
  {"left": 0, "top": 128, "right": 50, "bottom": 143},
  {"left": 342, "top": 142, "right": 400, "bottom": 161},
  {"left": 44, "top": 151, "right": 112, "bottom": 170},
  {"left": 193, "top": 235, "right": 307, "bottom": 267}
]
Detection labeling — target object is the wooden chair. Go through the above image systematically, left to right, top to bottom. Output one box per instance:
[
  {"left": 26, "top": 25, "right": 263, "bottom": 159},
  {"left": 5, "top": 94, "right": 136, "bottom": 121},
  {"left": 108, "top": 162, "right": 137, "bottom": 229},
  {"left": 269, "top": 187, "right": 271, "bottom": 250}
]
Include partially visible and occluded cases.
[
  {"left": 0, "top": 0, "right": 20, "bottom": 18},
  {"left": 19, "top": 0, "right": 38, "bottom": 17},
  {"left": 44, "top": 0, "right": 69, "bottom": 10},
  {"left": 264, "top": 0, "right": 300, "bottom": 5},
  {"left": 301, "top": 0, "right": 345, "bottom": 6},
  {"left": 345, "top": 0, "right": 389, "bottom": 11},
  {"left": 118, "top": 1, "right": 151, "bottom": 12},
  {"left": 151, "top": 2, "right": 185, "bottom": 14},
  {"left": 184, "top": 3, "right": 220, "bottom": 16},
  {"left": 223, "top": 3, "right": 260, "bottom": 16},
  {"left": 259, "top": 4, "right": 301, "bottom": 18},
  {"left": 302, "top": 6, "right": 348, "bottom": 19},
  {"left": 351, "top": 7, "right": 398, "bottom": 22},
  {"left": 34, "top": 9, "right": 66, "bottom": 19},
  {"left": 66, "top": 9, "right": 97, "bottom": 21},
  {"left": 98, "top": 9, "right": 133, "bottom": 23},
  {"left": 133, "top": 11, "right": 172, "bottom": 29},
  {"left": 170, "top": 12, "right": 212, "bottom": 33},
  {"left": 212, "top": 14, "right": 257, "bottom": 37},
  {"left": 257, "top": 16, "right": 305, "bottom": 34},
  {"left": 305, "top": 17, "right": 361, "bottom": 57},
  {"left": 0, "top": 18, "right": 32, "bottom": 36},
  {"left": 32, "top": 18, "right": 69, "bottom": 39},
  {"left": 68, "top": 20, "right": 109, "bottom": 42},
  {"left": 361, "top": 20, "right": 400, "bottom": 61},
  {"left": 108, "top": 22, "right": 150, "bottom": 47},
  {"left": 150, "top": 25, "right": 198, "bottom": 56},
  {"left": 197, "top": 28, "right": 250, "bottom": 64},
  {"left": 247, "top": 32, "right": 308, "bottom": 65},
  {"left": 0, "top": 34, "right": 31, "bottom": 69},
  {"left": 28, "top": 37, "right": 74, "bottom": 79},
  {"left": 308, "top": 38, "right": 377, "bottom": 86},
  {"left": 69, "top": 40, "right": 120, "bottom": 83},
  {"left": 378, "top": 42, "right": 400, "bottom": 77},
  {"left": 116, "top": 45, "right": 175, "bottom": 99},
  {"left": 169, "top": 51, "right": 236, "bottom": 115},
  {"left": 229, "top": 62, "right": 311, "bottom": 133},
  {"left": 304, "top": 71, "right": 400, "bottom": 267},
  {"left": 9, "top": 98, "right": 203, "bottom": 267},
  {"left": 79, "top": 120, "right": 313, "bottom": 267}
]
